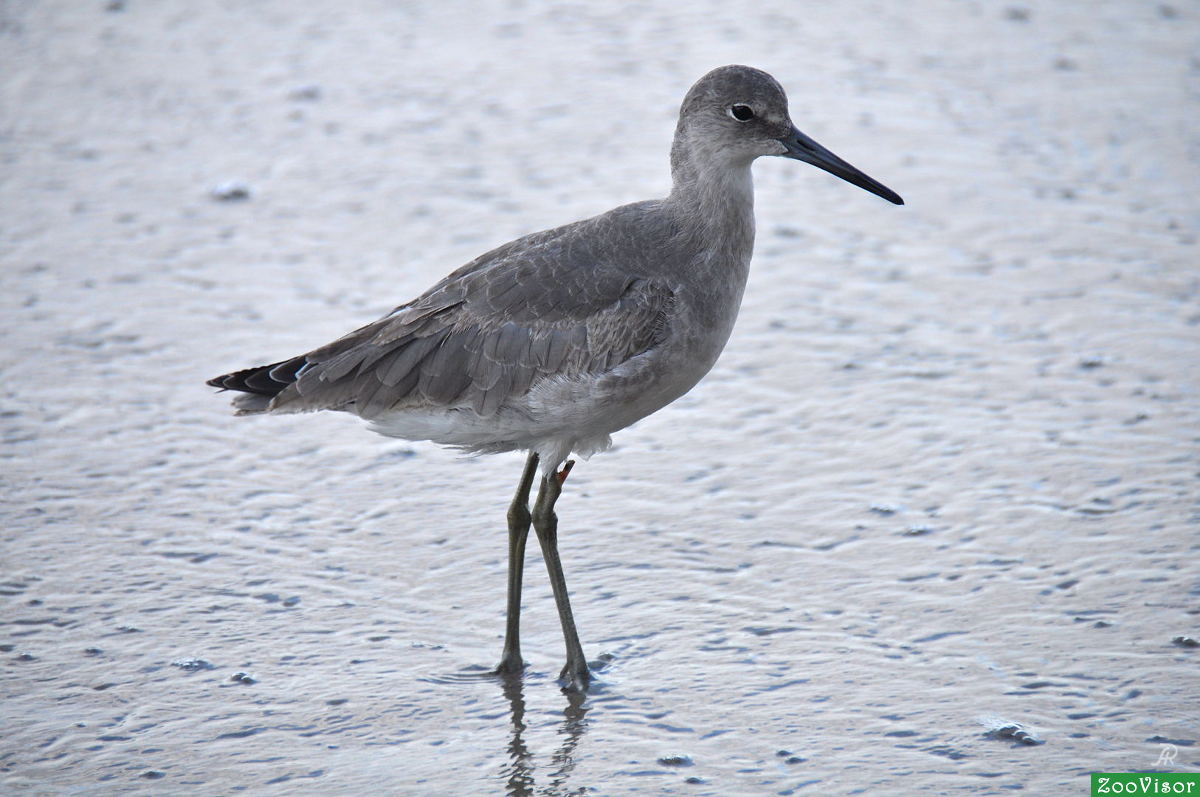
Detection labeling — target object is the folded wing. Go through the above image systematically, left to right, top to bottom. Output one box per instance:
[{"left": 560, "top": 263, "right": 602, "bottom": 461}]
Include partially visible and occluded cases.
[{"left": 209, "top": 229, "right": 676, "bottom": 419}]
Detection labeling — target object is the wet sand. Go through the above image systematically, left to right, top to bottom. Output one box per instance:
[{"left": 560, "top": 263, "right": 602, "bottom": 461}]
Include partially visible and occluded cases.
[{"left": 2, "top": 1, "right": 1198, "bottom": 794}]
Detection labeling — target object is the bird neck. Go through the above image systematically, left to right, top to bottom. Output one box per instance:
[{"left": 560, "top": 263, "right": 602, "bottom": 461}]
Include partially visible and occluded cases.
[{"left": 667, "top": 141, "right": 757, "bottom": 256}]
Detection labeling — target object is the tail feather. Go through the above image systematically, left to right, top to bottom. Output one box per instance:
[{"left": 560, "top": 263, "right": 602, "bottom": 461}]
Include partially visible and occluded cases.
[
  {"left": 207, "top": 355, "right": 309, "bottom": 401},
  {"left": 231, "top": 392, "right": 273, "bottom": 414}
]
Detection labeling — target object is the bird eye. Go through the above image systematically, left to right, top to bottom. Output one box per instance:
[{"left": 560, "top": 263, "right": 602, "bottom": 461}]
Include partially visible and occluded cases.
[{"left": 728, "top": 104, "right": 755, "bottom": 122}]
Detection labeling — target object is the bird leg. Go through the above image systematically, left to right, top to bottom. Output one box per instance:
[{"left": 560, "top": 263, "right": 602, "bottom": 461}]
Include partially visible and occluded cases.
[
  {"left": 496, "top": 451, "right": 540, "bottom": 675},
  {"left": 532, "top": 463, "right": 590, "bottom": 691}
]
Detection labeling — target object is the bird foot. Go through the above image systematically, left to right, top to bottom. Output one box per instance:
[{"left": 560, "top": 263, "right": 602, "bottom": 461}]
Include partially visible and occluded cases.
[
  {"left": 556, "top": 460, "right": 576, "bottom": 485},
  {"left": 494, "top": 653, "right": 525, "bottom": 676},
  {"left": 558, "top": 660, "right": 591, "bottom": 693}
]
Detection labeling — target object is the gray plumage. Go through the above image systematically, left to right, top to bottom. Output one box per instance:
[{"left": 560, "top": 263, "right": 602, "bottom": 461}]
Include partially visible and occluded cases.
[
  {"left": 207, "top": 65, "right": 902, "bottom": 691},
  {"left": 210, "top": 66, "right": 901, "bottom": 472},
  {"left": 242, "top": 213, "right": 677, "bottom": 421}
]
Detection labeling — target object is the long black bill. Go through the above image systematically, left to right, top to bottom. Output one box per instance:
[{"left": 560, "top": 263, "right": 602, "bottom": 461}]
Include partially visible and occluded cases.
[{"left": 781, "top": 126, "right": 904, "bottom": 205}]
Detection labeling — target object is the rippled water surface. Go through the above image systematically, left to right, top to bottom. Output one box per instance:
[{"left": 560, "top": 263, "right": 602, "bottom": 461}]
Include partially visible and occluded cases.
[{"left": 3, "top": 1, "right": 1198, "bottom": 794}]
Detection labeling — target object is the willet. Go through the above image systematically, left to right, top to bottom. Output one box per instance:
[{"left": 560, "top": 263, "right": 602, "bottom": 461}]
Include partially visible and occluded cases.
[{"left": 208, "top": 65, "right": 903, "bottom": 692}]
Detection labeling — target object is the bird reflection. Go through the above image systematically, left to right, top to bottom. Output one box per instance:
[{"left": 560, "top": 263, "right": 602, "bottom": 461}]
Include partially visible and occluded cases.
[{"left": 497, "top": 672, "right": 590, "bottom": 796}]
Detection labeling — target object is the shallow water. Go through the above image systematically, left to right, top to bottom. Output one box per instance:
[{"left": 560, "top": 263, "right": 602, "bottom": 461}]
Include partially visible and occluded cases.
[{"left": 2, "top": 1, "right": 1198, "bottom": 794}]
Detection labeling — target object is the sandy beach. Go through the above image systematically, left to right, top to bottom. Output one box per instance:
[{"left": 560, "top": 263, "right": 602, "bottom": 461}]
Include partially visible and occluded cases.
[{"left": 2, "top": 1, "right": 1197, "bottom": 793}]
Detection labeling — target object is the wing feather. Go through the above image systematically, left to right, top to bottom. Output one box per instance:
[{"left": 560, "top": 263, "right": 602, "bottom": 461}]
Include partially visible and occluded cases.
[
  {"left": 220, "top": 202, "right": 680, "bottom": 419},
  {"left": 378, "top": 329, "right": 448, "bottom": 387}
]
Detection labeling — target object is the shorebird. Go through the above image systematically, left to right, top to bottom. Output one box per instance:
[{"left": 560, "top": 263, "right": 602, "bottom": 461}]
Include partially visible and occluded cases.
[{"left": 208, "top": 65, "right": 903, "bottom": 692}]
